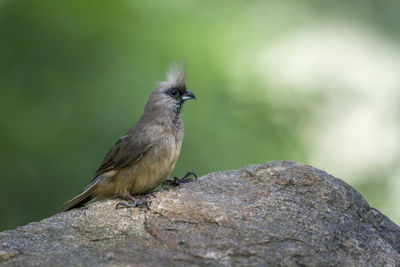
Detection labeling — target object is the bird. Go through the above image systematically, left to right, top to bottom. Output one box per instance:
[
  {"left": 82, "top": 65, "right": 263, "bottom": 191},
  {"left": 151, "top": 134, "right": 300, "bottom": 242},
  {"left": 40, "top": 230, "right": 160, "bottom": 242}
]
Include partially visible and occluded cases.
[{"left": 63, "top": 63, "right": 196, "bottom": 211}]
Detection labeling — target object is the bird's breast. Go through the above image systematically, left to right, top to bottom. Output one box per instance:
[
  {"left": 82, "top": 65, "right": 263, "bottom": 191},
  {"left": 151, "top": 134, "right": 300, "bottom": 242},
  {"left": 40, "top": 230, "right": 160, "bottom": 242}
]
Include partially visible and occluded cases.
[
  {"left": 123, "top": 135, "right": 183, "bottom": 195},
  {"left": 154, "top": 135, "right": 183, "bottom": 175}
]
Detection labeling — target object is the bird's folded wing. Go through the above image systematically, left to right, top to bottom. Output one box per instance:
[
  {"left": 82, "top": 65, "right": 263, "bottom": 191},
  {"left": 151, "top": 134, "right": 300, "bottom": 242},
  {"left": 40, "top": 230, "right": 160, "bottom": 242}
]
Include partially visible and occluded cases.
[{"left": 90, "top": 134, "right": 153, "bottom": 183}]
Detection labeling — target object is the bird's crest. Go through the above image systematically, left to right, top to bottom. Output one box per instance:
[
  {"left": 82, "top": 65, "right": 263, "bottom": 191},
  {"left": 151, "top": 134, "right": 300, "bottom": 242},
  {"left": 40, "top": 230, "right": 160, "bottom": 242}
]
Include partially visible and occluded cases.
[{"left": 158, "top": 62, "right": 186, "bottom": 91}]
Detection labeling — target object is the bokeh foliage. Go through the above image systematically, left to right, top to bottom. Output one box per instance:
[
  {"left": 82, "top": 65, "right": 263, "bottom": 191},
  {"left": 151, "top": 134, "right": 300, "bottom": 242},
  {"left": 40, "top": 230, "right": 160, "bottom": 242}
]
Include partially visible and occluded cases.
[{"left": 1, "top": 0, "right": 399, "bottom": 231}]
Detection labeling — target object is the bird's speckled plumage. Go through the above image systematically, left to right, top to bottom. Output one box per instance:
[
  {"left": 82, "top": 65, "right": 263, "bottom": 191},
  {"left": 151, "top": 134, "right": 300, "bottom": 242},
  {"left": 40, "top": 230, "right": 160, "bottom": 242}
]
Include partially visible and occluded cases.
[{"left": 63, "top": 63, "right": 195, "bottom": 210}]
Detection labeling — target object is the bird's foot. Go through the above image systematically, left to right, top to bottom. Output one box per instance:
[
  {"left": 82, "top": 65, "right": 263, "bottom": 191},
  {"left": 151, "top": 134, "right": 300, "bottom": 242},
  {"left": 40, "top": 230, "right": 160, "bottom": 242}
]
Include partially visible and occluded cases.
[
  {"left": 162, "top": 171, "right": 197, "bottom": 187},
  {"left": 116, "top": 194, "right": 149, "bottom": 210},
  {"left": 115, "top": 200, "right": 148, "bottom": 209}
]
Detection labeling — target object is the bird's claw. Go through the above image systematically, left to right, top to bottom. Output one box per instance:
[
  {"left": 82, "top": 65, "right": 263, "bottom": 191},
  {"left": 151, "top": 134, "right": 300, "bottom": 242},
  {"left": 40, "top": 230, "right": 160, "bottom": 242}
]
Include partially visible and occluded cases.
[
  {"left": 162, "top": 171, "right": 197, "bottom": 187},
  {"left": 183, "top": 171, "right": 198, "bottom": 180},
  {"left": 116, "top": 197, "right": 149, "bottom": 210}
]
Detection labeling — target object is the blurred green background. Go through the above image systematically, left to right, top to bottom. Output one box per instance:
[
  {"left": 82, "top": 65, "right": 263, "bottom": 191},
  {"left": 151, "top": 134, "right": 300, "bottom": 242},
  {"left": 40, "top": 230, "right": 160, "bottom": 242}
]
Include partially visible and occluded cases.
[{"left": 1, "top": 0, "right": 400, "bottom": 231}]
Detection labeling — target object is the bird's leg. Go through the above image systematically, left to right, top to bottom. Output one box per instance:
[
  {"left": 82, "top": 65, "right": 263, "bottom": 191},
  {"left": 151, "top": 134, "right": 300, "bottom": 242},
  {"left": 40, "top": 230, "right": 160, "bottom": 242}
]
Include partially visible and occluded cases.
[
  {"left": 162, "top": 171, "right": 197, "bottom": 187},
  {"left": 116, "top": 193, "right": 149, "bottom": 209}
]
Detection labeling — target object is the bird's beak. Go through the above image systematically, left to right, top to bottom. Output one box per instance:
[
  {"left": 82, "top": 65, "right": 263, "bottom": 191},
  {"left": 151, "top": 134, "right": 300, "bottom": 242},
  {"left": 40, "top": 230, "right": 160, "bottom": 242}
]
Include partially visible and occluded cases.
[{"left": 182, "top": 89, "right": 196, "bottom": 101}]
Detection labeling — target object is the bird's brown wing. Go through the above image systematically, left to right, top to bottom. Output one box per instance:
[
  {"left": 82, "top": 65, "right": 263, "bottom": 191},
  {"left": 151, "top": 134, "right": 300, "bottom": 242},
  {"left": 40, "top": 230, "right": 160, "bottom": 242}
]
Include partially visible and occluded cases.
[
  {"left": 63, "top": 133, "right": 152, "bottom": 211},
  {"left": 90, "top": 133, "right": 152, "bottom": 183}
]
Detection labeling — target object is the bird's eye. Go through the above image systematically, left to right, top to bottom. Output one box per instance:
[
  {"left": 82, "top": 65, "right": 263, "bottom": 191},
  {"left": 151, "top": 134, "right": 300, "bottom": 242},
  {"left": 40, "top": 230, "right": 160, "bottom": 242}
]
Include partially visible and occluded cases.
[{"left": 169, "top": 88, "right": 179, "bottom": 97}]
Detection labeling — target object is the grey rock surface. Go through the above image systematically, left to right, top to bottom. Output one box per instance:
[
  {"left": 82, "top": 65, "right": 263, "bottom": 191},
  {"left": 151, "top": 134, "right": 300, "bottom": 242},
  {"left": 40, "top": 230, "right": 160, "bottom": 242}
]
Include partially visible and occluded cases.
[{"left": 1, "top": 161, "right": 399, "bottom": 266}]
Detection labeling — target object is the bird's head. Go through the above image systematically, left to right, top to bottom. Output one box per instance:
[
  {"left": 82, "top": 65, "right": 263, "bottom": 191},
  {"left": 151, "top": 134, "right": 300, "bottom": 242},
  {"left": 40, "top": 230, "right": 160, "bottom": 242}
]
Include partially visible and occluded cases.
[{"left": 144, "top": 62, "right": 196, "bottom": 116}]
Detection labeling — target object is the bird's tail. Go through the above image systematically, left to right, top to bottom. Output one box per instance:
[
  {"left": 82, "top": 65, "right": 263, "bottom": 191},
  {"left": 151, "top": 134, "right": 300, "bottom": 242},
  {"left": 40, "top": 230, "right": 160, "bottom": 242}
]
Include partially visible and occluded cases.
[
  {"left": 62, "top": 180, "right": 98, "bottom": 211},
  {"left": 62, "top": 192, "right": 93, "bottom": 211}
]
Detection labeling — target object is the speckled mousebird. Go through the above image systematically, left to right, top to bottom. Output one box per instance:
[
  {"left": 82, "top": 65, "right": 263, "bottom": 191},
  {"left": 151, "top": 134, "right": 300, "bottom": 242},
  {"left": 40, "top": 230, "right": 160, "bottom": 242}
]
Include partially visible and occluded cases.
[{"left": 63, "top": 63, "right": 196, "bottom": 210}]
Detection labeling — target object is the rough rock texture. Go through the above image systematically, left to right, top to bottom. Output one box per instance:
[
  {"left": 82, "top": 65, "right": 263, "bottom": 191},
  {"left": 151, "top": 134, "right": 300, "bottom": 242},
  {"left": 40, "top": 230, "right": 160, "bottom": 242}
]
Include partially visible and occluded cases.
[{"left": 1, "top": 161, "right": 400, "bottom": 266}]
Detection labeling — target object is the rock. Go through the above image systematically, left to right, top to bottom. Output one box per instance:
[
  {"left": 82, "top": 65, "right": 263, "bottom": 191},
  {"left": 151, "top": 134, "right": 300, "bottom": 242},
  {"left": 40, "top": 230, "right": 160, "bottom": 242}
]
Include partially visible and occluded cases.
[{"left": 0, "top": 161, "right": 399, "bottom": 266}]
